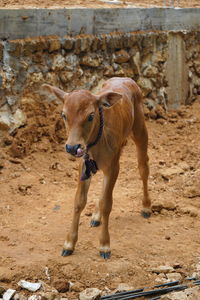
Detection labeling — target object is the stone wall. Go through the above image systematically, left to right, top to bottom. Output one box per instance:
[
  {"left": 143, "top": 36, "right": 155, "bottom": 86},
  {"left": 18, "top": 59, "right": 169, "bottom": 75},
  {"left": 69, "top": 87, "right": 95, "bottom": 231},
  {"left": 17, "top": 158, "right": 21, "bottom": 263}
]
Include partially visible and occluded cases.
[{"left": 0, "top": 30, "right": 200, "bottom": 132}]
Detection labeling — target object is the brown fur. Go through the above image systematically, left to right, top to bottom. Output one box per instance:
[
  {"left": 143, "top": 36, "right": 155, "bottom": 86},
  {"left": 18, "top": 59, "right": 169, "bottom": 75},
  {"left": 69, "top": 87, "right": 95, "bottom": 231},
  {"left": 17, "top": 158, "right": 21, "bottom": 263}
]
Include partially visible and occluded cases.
[{"left": 43, "top": 77, "right": 151, "bottom": 258}]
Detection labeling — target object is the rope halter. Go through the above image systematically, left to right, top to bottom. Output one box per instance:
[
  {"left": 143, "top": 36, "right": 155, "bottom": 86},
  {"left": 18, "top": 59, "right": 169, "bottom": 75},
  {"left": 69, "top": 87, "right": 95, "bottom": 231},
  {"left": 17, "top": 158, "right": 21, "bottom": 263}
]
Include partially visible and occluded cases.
[{"left": 80, "top": 106, "right": 104, "bottom": 181}]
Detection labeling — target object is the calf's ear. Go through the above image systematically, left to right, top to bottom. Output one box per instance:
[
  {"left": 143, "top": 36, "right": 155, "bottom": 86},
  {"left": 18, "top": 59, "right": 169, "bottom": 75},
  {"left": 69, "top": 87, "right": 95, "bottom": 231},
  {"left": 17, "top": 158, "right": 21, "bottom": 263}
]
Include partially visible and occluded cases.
[
  {"left": 42, "top": 84, "right": 68, "bottom": 101},
  {"left": 96, "top": 91, "right": 122, "bottom": 107}
]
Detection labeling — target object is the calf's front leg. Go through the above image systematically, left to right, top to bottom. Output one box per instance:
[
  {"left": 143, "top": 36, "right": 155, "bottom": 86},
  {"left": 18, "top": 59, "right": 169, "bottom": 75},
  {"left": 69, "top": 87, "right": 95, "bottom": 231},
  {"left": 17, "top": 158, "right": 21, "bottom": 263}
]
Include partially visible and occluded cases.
[
  {"left": 62, "top": 161, "right": 91, "bottom": 256},
  {"left": 99, "top": 161, "right": 120, "bottom": 259}
]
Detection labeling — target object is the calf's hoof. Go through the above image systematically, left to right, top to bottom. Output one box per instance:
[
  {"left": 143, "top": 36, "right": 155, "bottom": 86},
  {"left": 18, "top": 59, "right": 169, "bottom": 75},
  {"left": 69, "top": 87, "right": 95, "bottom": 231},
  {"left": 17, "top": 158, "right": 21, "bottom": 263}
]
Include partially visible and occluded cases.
[
  {"left": 141, "top": 209, "right": 151, "bottom": 219},
  {"left": 90, "top": 220, "right": 101, "bottom": 227},
  {"left": 61, "top": 249, "right": 73, "bottom": 256},
  {"left": 100, "top": 251, "right": 111, "bottom": 259}
]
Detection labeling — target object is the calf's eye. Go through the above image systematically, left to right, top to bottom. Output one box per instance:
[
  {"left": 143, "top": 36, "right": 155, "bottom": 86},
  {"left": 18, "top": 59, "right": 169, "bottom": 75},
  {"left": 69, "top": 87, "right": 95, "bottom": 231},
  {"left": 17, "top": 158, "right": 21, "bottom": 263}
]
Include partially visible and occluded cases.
[
  {"left": 61, "top": 112, "right": 67, "bottom": 121},
  {"left": 88, "top": 113, "right": 94, "bottom": 122}
]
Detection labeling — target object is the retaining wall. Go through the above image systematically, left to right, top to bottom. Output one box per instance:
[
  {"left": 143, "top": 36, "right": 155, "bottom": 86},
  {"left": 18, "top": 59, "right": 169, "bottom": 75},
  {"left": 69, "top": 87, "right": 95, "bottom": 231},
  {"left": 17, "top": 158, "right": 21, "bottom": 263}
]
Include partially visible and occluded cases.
[{"left": 0, "top": 8, "right": 200, "bottom": 40}]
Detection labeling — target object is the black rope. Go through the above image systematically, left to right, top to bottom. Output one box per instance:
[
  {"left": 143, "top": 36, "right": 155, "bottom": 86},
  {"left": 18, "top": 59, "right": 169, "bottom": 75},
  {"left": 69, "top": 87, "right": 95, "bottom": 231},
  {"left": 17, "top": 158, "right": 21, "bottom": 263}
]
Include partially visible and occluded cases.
[
  {"left": 81, "top": 106, "right": 104, "bottom": 181},
  {"left": 87, "top": 106, "right": 104, "bottom": 150}
]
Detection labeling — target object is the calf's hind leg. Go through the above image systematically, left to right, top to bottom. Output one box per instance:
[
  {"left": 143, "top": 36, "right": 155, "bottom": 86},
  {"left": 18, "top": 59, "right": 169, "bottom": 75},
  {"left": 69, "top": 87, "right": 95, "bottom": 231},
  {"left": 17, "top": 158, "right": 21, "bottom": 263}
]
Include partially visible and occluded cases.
[{"left": 132, "top": 124, "right": 151, "bottom": 218}]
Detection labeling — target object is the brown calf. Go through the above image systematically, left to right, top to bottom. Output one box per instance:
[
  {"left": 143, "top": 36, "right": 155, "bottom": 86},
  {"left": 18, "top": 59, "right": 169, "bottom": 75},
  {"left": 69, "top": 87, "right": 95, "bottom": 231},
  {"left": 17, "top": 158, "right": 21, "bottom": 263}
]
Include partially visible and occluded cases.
[{"left": 43, "top": 77, "right": 151, "bottom": 259}]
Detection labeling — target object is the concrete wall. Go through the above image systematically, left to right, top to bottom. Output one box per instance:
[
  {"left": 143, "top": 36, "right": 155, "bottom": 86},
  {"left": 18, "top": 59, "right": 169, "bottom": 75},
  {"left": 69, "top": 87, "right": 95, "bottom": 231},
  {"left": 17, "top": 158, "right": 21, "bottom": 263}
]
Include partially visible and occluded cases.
[
  {"left": 0, "top": 8, "right": 200, "bottom": 40},
  {"left": 166, "top": 32, "right": 189, "bottom": 109}
]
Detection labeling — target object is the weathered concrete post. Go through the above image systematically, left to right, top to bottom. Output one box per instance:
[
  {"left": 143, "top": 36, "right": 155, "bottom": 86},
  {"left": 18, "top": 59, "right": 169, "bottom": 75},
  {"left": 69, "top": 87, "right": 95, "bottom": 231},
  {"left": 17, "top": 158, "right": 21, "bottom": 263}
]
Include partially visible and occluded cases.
[{"left": 166, "top": 32, "right": 189, "bottom": 109}]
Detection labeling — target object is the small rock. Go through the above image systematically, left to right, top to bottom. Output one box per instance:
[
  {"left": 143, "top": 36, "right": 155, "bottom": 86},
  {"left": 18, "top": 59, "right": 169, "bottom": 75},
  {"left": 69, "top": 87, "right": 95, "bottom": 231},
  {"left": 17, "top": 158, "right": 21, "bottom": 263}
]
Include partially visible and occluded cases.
[
  {"left": 49, "top": 39, "right": 61, "bottom": 53},
  {"left": 112, "top": 50, "right": 130, "bottom": 64},
  {"left": 51, "top": 54, "right": 65, "bottom": 71},
  {"left": 80, "top": 54, "right": 103, "bottom": 67},
  {"left": 143, "top": 65, "right": 158, "bottom": 78},
  {"left": 137, "top": 77, "right": 153, "bottom": 97},
  {"left": 6, "top": 96, "right": 18, "bottom": 106},
  {"left": 145, "top": 98, "right": 155, "bottom": 110},
  {"left": 155, "top": 104, "right": 167, "bottom": 119},
  {"left": 12, "top": 109, "right": 27, "bottom": 130},
  {"left": 0, "top": 111, "right": 12, "bottom": 130},
  {"left": 156, "top": 118, "right": 165, "bottom": 125},
  {"left": 50, "top": 162, "right": 63, "bottom": 171},
  {"left": 177, "top": 162, "right": 190, "bottom": 171},
  {"left": 160, "top": 166, "right": 184, "bottom": 180},
  {"left": 11, "top": 172, "right": 21, "bottom": 179},
  {"left": 39, "top": 178, "right": 46, "bottom": 184},
  {"left": 18, "top": 185, "right": 32, "bottom": 196},
  {"left": 184, "top": 185, "right": 200, "bottom": 198},
  {"left": 163, "top": 201, "right": 176, "bottom": 211},
  {"left": 152, "top": 202, "right": 163, "bottom": 213},
  {"left": 178, "top": 206, "right": 198, "bottom": 217},
  {"left": 189, "top": 208, "right": 199, "bottom": 217},
  {"left": 173, "top": 263, "right": 182, "bottom": 269},
  {"left": 196, "top": 263, "right": 200, "bottom": 272},
  {"left": 150, "top": 265, "right": 175, "bottom": 274},
  {"left": 166, "top": 272, "right": 182, "bottom": 281},
  {"left": 190, "top": 272, "right": 200, "bottom": 280},
  {"left": 154, "top": 273, "right": 167, "bottom": 283},
  {"left": 18, "top": 280, "right": 42, "bottom": 292},
  {"left": 41, "top": 282, "right": 57, "bottom": 293},
  {"left": 70, "top": 282, "right": 84, "bottom": 293},
  {"left": 115, "top": 283, "right": 133, "bottom": 292},
  {"left": 102, "top": 287, "right": 112, "bottom": 296},
  {"left": 79, "top": 288, "right": 101, "bottom": 300},
  {"left": 3, "top": 289, "right": 16, "bottom": 300},
  {"left": 39, "top": 292, "right": 57, "bottom": 300},
  {"left": 13, "top": 294, "right": 20, "bottom": 300},
  {"left": 28, "top": 296, "right": 39, "bottom": 300}
]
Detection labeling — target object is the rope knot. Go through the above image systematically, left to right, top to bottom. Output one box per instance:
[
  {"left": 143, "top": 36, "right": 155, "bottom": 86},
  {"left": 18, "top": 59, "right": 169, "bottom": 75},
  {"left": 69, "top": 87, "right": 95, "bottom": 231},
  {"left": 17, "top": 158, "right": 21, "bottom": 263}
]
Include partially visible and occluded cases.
[{"left": 80, "top": 157, "right": 98, "bottom": 181}]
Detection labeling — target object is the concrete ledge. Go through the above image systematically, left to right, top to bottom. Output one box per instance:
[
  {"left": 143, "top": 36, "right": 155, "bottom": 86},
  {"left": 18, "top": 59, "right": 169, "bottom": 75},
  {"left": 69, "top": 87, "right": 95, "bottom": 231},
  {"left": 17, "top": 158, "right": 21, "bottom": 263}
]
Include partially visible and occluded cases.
[{"left": 0, "top": 8, "right": 200, "bottom": 40}]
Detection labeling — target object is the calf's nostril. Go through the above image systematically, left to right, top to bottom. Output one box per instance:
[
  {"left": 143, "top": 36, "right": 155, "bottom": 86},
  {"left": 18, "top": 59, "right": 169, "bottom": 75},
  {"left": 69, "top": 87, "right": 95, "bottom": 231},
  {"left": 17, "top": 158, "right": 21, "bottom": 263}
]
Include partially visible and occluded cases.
[{"left": 65, "top": 144, "right": 72, "bottom": 153}]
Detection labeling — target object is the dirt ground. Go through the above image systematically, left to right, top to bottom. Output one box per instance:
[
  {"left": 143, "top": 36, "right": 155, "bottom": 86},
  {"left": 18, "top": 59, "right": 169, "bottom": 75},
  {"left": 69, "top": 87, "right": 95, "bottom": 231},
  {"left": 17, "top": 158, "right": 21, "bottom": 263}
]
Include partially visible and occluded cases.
[
  {"left": 0, "top": 0, "right": 200, "bottom": 296},
  {"left": 1, "top": 0, "right": 200, "bottom": 9},
  {"left": 0, "top": 94, "right": 200, "bottom": 297}
]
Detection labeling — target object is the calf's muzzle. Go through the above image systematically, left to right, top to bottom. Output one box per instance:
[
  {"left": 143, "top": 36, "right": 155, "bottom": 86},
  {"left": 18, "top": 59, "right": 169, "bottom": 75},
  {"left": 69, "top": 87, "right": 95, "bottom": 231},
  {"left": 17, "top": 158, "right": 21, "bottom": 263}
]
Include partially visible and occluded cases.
[{"left": 65, "top": 144, "right": 82, "bottom": 156}]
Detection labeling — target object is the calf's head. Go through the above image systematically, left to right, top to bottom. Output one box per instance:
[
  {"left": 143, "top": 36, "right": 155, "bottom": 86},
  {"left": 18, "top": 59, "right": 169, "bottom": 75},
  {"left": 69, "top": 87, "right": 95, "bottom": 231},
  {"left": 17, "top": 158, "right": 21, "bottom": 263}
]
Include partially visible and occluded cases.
[{"left": 43, "top": 84, "right": 122, "bottom": 157}]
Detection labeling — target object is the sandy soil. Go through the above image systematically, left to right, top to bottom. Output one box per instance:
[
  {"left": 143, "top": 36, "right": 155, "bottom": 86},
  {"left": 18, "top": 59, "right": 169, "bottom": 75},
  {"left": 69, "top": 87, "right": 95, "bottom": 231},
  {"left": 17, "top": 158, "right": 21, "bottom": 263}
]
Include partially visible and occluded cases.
[
  {"left": 1, "top": 0, "right": 200, "bottom": 9},
  {"left": 0, "top": 96, "right": 200, "bottom": 297}
]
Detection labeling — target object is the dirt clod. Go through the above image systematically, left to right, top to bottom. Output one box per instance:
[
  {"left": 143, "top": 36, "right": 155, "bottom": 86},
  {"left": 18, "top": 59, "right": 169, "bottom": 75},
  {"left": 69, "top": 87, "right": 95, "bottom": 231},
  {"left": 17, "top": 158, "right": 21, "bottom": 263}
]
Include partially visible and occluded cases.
[{"left": 52, "top": 280, "right": 70, "bottom": 293}]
